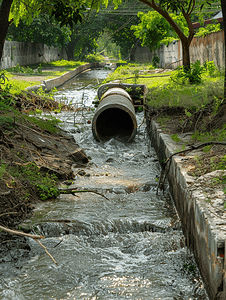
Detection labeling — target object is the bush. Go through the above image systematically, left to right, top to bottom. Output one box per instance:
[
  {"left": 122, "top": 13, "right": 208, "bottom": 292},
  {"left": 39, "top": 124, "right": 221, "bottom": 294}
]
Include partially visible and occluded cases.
[
  {"left": 195, "top": 23, "right": 221, "bottom": 38},
  {"left": 85, "top": 54, "right": 105, "bottom": 63},
  {"left": 171, "top": 60, "right": 205, "bottom": 84}
]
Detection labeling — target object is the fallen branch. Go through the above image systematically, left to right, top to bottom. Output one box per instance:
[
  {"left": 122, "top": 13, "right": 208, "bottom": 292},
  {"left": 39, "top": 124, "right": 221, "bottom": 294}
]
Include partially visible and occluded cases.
[
  {"left": 156, "top": 59, "right": 183, "bottom": 73},
  {"left": 157, "top": 141, "right": 226, "bottom": 195},
  {"left": 59, "top": 188, "right": 110, "bottom": 200},
  {"left": 0, "top": 211, "right": 18, "bottom": 218},
  {"left": 0, "top": 225, "right": 44, "bottom": 239},
  {"left": 0, "top": 225, "right": 58, "bottom": 265},
  {"left": 34, "top": 239, "right": 58, "bottom": 266}
]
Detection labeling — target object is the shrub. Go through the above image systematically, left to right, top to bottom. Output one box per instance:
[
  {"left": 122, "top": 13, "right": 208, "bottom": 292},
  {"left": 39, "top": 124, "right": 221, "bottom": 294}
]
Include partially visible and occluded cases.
[{"left": 85, "top": 54, "right": 105, "bottom": 63}]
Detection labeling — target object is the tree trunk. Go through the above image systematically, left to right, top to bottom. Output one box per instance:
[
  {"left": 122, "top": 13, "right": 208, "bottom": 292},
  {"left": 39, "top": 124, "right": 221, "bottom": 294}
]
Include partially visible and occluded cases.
[
  {"left": 0, "top": 0, "right": 13, "bottom": 65},
  {"left": 220, "top": 0, "right": 226, "bottom": 100},
  {"left": 65, "top": 35, "right": 79, "bottom": 61},
  {"left": 129, "top": 39, "right": 140, "bottom": 62},
  {"left": 181, "top": 40, "right": 191, "bottom": 71},
  {"left": 65, "top": 42, "right": 76, "bottom": 61}
]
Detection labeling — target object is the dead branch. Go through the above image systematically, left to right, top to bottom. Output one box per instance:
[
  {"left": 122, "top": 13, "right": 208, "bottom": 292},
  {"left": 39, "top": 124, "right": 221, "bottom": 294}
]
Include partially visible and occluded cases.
[
  {"left": 156, "top": 59, "right": 183, "bottom": 73},
  {"left": 157, "top": 141, "right": 226, "bottom": 195},
  {"left": 59, "top": 188, "right": 110, "bottom": 200},
  {"left": 0, "top": 211, "right": 18, "bottom": 218},
  {"left": 0, "top": 225, "right": 44, "bottom": 239},
  {"left": 0, "top": 225, "right": 59, "bottom": 265},
  {"left": 34, "top": 239, "right": 58, "bottom": 266}
]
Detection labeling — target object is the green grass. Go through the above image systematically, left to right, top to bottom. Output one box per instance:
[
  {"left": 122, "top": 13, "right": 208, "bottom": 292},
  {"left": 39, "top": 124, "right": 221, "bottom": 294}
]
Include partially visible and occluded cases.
[
  {"left": 4, "top": 60, "right": 88, "bottom": 93},
  {"left": 104, "top": 62, "right": 224, "bottom": 110},
  {"left": 3, "top": 162, "right": 60, "bottom": 201}
]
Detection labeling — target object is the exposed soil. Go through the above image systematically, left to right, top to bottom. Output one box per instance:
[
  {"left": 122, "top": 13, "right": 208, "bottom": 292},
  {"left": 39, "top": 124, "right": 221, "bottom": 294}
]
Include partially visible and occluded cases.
[
  {"left": 0, "top": 92, "right": 89, "bottom": 243},
  {"left": 148, "top": 98, "right": 225, "bottom": 135},
  {"left": 146, "top": 100, "right": 226, "bottom": 210}
]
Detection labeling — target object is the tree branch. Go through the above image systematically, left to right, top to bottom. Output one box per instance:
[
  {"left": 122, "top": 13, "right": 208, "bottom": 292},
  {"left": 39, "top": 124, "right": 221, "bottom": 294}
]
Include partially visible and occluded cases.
[
  {"left": 139, "top": 0, "right": 187, "bottom": 42},
  {"left": 0, "top": 225, "right": 44, "bottom": 239}
]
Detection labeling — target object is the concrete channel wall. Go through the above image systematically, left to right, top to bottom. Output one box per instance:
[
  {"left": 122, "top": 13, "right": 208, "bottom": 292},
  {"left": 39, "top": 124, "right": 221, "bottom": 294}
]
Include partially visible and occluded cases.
[
  {"left": 134, "top": 30, "right": 225, "bottom": 69},
  {"left": 0, "top": 41, "right": 67, "bottom": 70},
  {"left": 27, "top": 63, "right": 100, "bottom": 92},
  {"left": 145, "top": 106, "right": 226, "bottom": 300}
]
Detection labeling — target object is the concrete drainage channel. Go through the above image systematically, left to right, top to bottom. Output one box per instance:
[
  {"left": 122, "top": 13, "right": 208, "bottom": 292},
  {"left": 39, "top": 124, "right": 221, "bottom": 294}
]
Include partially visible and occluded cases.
[
  {"left": 26, "top": 62, "right": 100, "bottom": 93},
  {"left": 0, "top": 69, "right": 214, "bottom": 299},
  {"left": 145, "top": 107, "right": 226, "bottom": 300}
]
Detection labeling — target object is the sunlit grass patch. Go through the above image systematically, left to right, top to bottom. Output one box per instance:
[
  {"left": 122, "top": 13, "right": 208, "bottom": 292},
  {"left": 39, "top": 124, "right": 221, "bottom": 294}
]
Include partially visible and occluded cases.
[{"left": 104, "top": 62, "right": 224, "bottom": 110}]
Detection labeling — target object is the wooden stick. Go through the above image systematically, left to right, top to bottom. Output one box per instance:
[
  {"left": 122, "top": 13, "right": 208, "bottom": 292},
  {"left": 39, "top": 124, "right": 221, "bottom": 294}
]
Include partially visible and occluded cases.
[
  {"left": 60, "top": 188, "right": 110, "bottom": 200},
  {"left": 0, "top": 211, "right": 18, "bottom": 218},
  {"left": 0, "top": 225, "right": 45, "bottom": 239},
  {"left": 0, "top": 225, "right": 59, "bottom": 265},
  {"left": 34, "top": 239, "right": 58, "bottom": 266}
]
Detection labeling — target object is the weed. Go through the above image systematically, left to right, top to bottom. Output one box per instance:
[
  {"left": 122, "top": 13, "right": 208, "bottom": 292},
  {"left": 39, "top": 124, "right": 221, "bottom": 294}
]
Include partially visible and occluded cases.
[
  {"left": 85, "top": 54, "right": 105, "bottom": 63},
  {"left": 152, "top": 54, "right": 160, "bottom": 67},
  {"left": 171, "top": 61, "right": 205, "bottom": 85},
  {"left": 9, "top": 63, "right": 36, "bottom": 75},
  {"left": 132, "top": 70, "right": 139, "bottom": 84},
  {"left": 0, "top": 71, "right": 8, "bottom": 86},
  {"left": 135, "top": 86, "right": 142, "bottom": 93},
  {"left": 34, "top": 87, "right": 57, "bottom": 99},
  {"left": 125, "top": 87, "right": 132, "bottom": 93},
  {"left": 212, "top": 96, "right": 224, "bottom": 115},
  {"left": 185, "top": 109, "right": 192, "bottom": 118},
  {"left": 0, "top": 116, "right": 14, "bottom": 125},
  {"left": 27, "top": 116, "right": 62, "bottom": 133},
  {"left": 157, "top": 116, "right": 170, "bottom": 126},
  {"left": 171, "top": 134, "right": 181, "bottom": 142},
  {"left": 203, "top": 145, "right": 211, "bottom": 153},
  {"left": 0, "top": 162, "right": 7, "bottom": 178},
  {"left": 8, "top": 163, "right": 60, "bottom": 201},
  {"left": 36, "top": 173, "right": 59, "bottom": 200},
  {"left": 183, "top": 263, "right": 196, "bottom": 275}
]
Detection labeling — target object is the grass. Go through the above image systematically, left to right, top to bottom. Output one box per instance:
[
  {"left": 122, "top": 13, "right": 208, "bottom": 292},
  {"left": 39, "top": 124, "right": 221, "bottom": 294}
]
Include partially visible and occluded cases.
[
  {"left": 4, "top": 60, "right": 88, "bottom": 94},
  {"left": 105, "top": 61, "right": 226, "bottom": 195},
  {"left": 103, "top": 62, "right": 224, "bottom": 110},
  {"left": 2, "top": 72, "right": 40, "bottom": 95},
  {"left": 0, "top": 90, "right": 62, "bottom": 202},
  {"left": 1, "top": 161, "right": 60, "bottom": 201}
]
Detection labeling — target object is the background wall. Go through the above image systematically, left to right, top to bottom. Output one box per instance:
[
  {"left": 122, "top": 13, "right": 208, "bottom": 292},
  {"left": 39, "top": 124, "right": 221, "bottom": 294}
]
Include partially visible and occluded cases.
[
  {"left": 134, "top": 30, "right": 225, "bottom": 69},
  {"left": 0, "top": 41, "right": 67, "bottom": 69}
]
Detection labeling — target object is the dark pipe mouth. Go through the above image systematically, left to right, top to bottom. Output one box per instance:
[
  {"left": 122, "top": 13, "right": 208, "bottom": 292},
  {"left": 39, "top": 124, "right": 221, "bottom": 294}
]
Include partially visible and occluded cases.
[{"left": 96, "top": 107, "right": 134, "bottom": 141}]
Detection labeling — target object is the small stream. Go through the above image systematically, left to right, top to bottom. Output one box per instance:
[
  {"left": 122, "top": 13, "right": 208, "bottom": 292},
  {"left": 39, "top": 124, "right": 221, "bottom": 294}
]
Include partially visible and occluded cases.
[{"left": 0, "top": 69, "right": 209, "bottom": 299}]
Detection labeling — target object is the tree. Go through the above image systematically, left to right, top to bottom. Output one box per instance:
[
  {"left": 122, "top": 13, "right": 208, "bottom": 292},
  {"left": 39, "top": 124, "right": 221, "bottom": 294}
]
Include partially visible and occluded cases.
[
  {"left": 0, "top": 0, "right": 96, "bottom": 64},
  {"left": 0, "top": 0, "right": 13, "bottom": 65},
  {"left": 125, "top": 0, "right": 217, "bottom": 69},
  {"left": 220, "top": 0, "right": 226, "bottom": 99},
  {"left": 131, "top": 11, "right": 189, "bottom": 52},
  {"left": 64, "top": 12, "right": 105, "bottom": 60},
  {"left": 102, "top": 13, "right": 141, "bottom": 60},
  {"left": 6, "top": 15, "right": 71, "bottom": 49}
]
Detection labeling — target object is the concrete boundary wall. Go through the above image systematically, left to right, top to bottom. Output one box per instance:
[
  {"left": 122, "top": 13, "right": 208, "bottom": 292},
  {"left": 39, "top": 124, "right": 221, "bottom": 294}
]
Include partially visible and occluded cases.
[
  {"left": 134, "top": 30, "right": 225, "bottom": 69},
  {"left": 0, "top": 41, "right": 67, "bottom": 70},
  {"left": 27, "top": 63, "right": 100, "bottom": 93},
  {"left": 146, "top": 108, "right": 226, "bottom": 299}
]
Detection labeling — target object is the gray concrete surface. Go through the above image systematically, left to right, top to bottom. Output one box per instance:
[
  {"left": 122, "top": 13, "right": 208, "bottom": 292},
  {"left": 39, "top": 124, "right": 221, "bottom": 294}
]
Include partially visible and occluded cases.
[
  {"left": 134, "top": 30, "right": 225, "bottom": 69},
  {"left": 1, "top": 41, "right": 67, "bottom": 70},
  {"left": 26, "top": 63, "right": 100, "bottom": 92},
  {"left": 145, "top": 109, "right": 226, "bottom": 299}
]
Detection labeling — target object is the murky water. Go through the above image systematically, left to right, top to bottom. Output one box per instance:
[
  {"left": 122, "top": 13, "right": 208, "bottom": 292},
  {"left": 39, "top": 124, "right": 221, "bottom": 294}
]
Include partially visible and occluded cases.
[{"left": 0, "top": 69, "right": 209, "bottom": 299}]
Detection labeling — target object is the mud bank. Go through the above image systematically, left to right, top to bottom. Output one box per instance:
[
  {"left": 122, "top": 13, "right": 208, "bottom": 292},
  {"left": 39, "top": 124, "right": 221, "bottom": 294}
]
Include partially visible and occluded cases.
[{"left": 145, "top": 107, "right": 226, "bottom": 300}]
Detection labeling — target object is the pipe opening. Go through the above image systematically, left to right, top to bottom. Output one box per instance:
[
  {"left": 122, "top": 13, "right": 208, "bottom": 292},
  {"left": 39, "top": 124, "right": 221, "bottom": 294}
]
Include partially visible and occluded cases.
[{"left": 96, "top": 107, "right": 134, "bottom": 141}]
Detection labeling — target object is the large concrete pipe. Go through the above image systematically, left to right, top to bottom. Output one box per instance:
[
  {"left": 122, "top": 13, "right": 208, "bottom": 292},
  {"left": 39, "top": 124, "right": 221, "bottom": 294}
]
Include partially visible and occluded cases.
[{"left": 92, "top": 87, "right": 137, "bottom": 142}]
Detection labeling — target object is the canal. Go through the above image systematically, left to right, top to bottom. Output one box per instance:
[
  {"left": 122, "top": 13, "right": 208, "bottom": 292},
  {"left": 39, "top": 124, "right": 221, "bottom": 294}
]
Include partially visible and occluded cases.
[{"left": 0, "top": 69, "right": 209, "bottom": 299}]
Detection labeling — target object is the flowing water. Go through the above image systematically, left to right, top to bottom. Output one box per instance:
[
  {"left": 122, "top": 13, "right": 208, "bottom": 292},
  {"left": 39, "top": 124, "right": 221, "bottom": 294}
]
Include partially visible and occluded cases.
[{"left": 0, "top": 69, "right": 209, "bottom": 300}]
